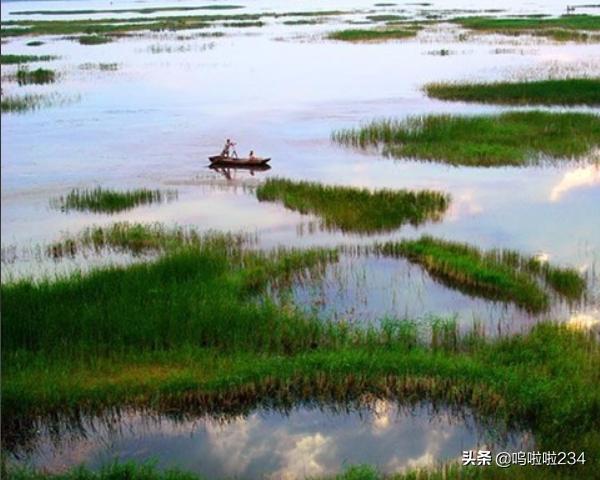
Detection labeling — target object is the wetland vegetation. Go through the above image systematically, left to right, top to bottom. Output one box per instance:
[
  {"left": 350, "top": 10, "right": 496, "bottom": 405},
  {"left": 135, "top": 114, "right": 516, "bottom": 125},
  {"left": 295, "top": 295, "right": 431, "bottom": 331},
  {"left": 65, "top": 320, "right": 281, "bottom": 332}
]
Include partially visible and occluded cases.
[
  {"left": 453, "top": 14, "right": 600, "bottom": 41},
  {"left": 328, "top": 28, "right": 418, "bottom": 41},
  {"left": 0, "top": 54, "right": 57, "bottom": 64},
  {"left": 15, "top": 67, "right": 56, "bottom": 85},
  {"left": 425, "top": 78, "right": 600, "bottom": 106},
  {"left": 0, "top": 93, "right": 73, "bottom": 114},
  {"left": 333, "top": 112, "right": 600, "bottom": 167},
  {"left": 256, "top": 178, "right": 449, "bottom": 233},
  {"left": 51, "top": 187, "right": 177, "bottom": 214},
  {"left": 377, "top": 236, "right": 586, "bottom": 312}
]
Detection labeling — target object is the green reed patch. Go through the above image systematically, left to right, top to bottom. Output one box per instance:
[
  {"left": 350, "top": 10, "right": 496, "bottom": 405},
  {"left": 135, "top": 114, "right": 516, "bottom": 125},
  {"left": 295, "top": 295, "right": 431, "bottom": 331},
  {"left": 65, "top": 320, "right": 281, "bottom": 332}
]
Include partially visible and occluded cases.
[
  {"left": 366, "top": 14, "right": 409, "bottom": 22},
  {"left": 454, "top": 14, "right": 600, "bottom": 41},
  {"left": 222, "top": 21, "right": 264, "bottom": 28},
  {"left": 328, "top": 28, "right": 418, "bottom": 41},
  {"left": 77, "top": 34, "right": 113, "bottom": 45},
  {"left": 25, "top": 40, "right": 44, "bottom": 46},
  {"left": 0, "top": 54, "right": 57, "bottom": 64},
  {"left": 15, "top": 67, "right": 55, "bottom": 85},
  {"left": 425, "top": 78, "right": 600, "bottom": 106},
  {"left": 1, "top": 93, "right": 70, "bottom": 113},
  {"left": 332, "top": 111, "right": 600, "bottom": 167},
  {"left": 256, "top": 178, "right": 450, "bottom": 233},
  {"left": 51, "top": 187, "right": 176, "bottom": 214},
  {"left": 1, "top": 236, "right": 338, "bottom": 357},
  {"left": 377, "top": 236, "right": 586, "bottom": 312}
]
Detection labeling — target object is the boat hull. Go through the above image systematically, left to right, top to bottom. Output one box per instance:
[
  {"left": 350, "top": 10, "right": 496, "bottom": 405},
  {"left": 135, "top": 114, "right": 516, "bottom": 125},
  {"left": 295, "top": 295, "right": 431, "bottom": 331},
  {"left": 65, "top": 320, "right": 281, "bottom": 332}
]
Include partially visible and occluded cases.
[{"left": 209, "top": 155, "right": 271, "bottom": 167}]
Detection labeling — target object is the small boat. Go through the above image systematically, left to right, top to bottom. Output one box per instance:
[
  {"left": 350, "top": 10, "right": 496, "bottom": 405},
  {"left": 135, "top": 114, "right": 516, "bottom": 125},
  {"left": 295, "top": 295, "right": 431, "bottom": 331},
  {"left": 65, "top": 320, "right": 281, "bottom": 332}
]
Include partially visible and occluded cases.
[{"left": 209, "top": 155, "right": 271, "bottom": 167}]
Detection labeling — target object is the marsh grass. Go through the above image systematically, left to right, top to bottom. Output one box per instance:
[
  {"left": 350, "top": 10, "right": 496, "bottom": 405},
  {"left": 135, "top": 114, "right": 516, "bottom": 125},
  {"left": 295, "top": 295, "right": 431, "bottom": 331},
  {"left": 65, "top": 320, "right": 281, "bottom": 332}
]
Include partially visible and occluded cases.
[
  {"left": 0, "top": 11, "right": 342, "bottom": 38},
  {"left": 366, "top": 14, "right": 408, "bottom": 22},
  {"left": 454, "top": 14, "right": 600, "bottom": 41},
  {"left": 222, "top": 20, "right": 264, "bottom": 28},
  {"left": 327, "top": 28, "right": 418, "bottom": 41},
  {"left": 77, "top": 34, "right": 113, "bottom": 45},
  {"left": 25, "top": 40, "right": 44, "bottom": 46},
  {"left": 0, "top": 54, "right": 56, "bottom": 64},
  {"left": 15, "top": 67, "right": 55, "bottom": 85},
  {"left": 425, "top": 78, "right": 600, "bottom": 106},
  {"left": 1, "top": 93, "right": 72, "bottom": 113},
  {"left": 332, "top": 112, "right": 600, "bottom": 167},
  {"left": 256, "top": 178, "right": 450, "bottom": 233},
  {"left": 52, "top": 187, "right": 177, "bottom": 214},
  {"left": 377, "top": 236, "right": 586, "bottom": 312}
]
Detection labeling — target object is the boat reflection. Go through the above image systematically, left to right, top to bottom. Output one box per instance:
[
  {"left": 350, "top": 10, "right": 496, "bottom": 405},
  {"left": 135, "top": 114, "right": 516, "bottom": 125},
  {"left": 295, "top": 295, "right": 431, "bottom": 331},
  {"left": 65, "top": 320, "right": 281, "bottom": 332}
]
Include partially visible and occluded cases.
[{"left": 209, "top": 164, "right": 271, "bottom": 180}]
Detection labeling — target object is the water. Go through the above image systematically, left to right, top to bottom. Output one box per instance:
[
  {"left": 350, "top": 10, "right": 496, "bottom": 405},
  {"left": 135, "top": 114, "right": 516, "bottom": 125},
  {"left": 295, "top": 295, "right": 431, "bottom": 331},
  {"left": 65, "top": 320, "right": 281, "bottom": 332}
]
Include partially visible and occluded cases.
[
  {"left": 2, "top": 0, "right": 599, "bottom": 328},
  {"left": 5, "top": 400, "right": 533, "bottom": 477}
]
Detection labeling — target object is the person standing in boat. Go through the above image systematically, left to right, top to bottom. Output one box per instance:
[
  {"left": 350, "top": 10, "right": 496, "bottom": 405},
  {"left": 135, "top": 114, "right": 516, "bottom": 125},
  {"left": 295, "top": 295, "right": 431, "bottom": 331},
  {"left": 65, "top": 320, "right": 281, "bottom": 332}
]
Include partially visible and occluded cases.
[
  {"left": 221, "top": 139, "right": 237, "bottom": 158},
  {"left": 248, "top": 150, "right": 256, "bottom": 160}
]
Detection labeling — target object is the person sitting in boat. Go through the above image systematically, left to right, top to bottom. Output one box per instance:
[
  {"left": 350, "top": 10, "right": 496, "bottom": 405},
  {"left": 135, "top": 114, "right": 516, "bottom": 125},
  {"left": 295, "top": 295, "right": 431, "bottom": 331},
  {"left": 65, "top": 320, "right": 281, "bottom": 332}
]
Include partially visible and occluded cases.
[
  {"left": 221, "top": 139, "right": 236, "bottom": 158},
  {"left": 248, "top": 150, "right": 256, "bottom": 160}
]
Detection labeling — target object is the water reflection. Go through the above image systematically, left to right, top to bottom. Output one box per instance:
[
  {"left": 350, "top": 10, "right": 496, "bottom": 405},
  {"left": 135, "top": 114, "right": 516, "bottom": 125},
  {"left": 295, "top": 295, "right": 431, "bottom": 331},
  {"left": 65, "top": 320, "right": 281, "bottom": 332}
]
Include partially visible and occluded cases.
[
  {"left": 549, "top": 164, "right": 600, "bottom": 202},
  {"left": 6, "top": 400, "right": 532, "bottom": 478}
]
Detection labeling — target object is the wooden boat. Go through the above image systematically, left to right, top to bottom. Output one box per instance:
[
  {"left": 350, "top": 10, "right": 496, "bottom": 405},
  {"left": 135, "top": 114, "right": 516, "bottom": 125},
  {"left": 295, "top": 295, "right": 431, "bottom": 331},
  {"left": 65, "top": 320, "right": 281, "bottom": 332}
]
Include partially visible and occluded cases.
[{"left": 209, "top": 155, "right": 271, "bottom": 167}]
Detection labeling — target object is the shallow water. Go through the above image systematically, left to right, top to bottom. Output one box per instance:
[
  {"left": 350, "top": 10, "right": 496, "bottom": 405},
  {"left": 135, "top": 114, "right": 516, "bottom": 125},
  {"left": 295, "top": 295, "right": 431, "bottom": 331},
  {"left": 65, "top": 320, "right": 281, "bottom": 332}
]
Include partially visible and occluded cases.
[
  {"left": 1, "top": 2, "right": 599, "bottom": 320},
  {"left": 6, "top": 400, "right": 533, "bottom": 477}
]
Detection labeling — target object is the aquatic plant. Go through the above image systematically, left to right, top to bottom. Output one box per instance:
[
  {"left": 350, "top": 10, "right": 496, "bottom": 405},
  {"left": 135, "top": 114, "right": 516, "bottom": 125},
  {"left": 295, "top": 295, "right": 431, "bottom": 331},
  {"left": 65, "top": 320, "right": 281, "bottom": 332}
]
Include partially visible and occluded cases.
[
  {"left": 12, "top": 5, "right": 245, "bottom": 16},
  {"left": 366, "top": 14, "right": 408, "bottom": 22},
  {"left": 453, "top": 14, "right": 600, "bottom": 41},
  {"left": 222, "top": 20, "right": 264, "bottom": 27},
  {"left": 328, "top": 28, "right": 418, "bottom": 41},
  {"left": 77, "top": 34, "right": 113, "bottom": 45},
  {"left": 26, "top": 40, "right": 45, "bottom": 46},
  {"left": 0, "top": 54, "right": 56, "bottom": 64},
  {"left": 15, "top": 67, "right": 56, "bottom": 85},
  {"left": 425, "top": 78, "right": 600, "bottom": 106},
  {"left": 0, "top": 93, "right": 70, "bottom": 113},
  {"left": 332, "top": 112, "right": 600, "bottom": 167},
  {"left": 256, "top": 178, "right": 450, "bottom": 233},
  {"left": 52, "top": 187, "right": 177, "bottom": 214},
  {"left": 376, "top": 236, "right": 586, "bottom": 312}
]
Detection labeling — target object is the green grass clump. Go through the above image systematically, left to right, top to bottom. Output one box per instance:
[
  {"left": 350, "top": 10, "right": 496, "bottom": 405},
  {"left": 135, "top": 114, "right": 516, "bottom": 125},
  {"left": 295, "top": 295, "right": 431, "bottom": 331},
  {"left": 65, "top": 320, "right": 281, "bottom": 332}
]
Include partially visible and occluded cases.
[
  {"left": 366, "top": 14, "right": 408, "bottom": 22},
  {"left": 454, "top": 14, "right": 600, "bottom": 41},
  {"left": 222, "top": 20, "right": 264, "bottom": 27},
  {"left": 327, "top": 28, "right": 417, "bottom": 41},
  {"left": 77, "top": 34, "right": 113, "bottom": 45},
  {"left": 25, "top": 40, "right": 44, "bottom": 46},
  {"left": 0, "top": 54, "right": 56, "bottom": 64},
  {"left": 16, "top": 67, "right": 55, "bottom": 85},
  {"left": 425, "top": 78, "right": 600, "bottom": 106},
  {"left": 1, "top": 93, "right": 55, "bottom": 113},
  {"left": 332, "top": 111, "right": 600, "bottom": 167},
  {"left": 256, "top": 178, "right": 450, "bottom": 233},
  {"left": 52, "top": 187, "right": 176, "bottom": 213},
  {"left": 1, "top": 235, "right": 338, "bottom": 357},
  {"left": 377, "top": 236, "right": 586, "bottom": 312}
]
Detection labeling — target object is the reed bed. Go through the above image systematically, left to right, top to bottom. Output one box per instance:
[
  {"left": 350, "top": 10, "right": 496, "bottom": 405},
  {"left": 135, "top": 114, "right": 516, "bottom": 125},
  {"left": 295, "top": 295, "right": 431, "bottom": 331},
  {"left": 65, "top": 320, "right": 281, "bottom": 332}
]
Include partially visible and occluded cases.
[
  {"left": 0, "top": 11, "right": 347, "bottom": 38},
  {"left": 454, "top": 14, "right": 600, "bottom": 41},
  {"left": 327, "top": 28, "right": 418, "bottom": 41},
  {"left": 77, "top": 34, "right": 113, "bottom": 45},
  {"left": 0, "top": 54, "right": 56, "bottom": 64},
  {"left": 15, "top": 67, "right": 56, "bottom": 85},
  {"left": 425, "top": 78, "right": 600, "bottom": 106},
  {"left": 1, "top": 93, "right": 67, "bottom": 113},
  {"left": 332, "top": 112, "right": 600, "bottom": 167},
  {"left": 256, "top": 178, "right": 450, "bottom": 233},
  {"left": 52, "top": 187, "right": 177, "bottom": 213},
  {"left": 376, "top": 236, "right": 586, "bottom": 312}
]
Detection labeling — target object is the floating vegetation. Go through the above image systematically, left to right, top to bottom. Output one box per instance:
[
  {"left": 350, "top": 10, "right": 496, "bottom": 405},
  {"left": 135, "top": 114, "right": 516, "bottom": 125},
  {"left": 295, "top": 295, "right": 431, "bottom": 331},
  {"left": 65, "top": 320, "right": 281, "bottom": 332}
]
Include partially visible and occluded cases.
[
  {"left": 374, "top": 2, "right": 397, "bottom": 6},
  {"left": 453, "top": 14, "right": 600, "bottom": 41},
  {"left": 282, "top": 19, "right": 323, "bottom": 25},
  {"left": 327, "top": 28, "right": 418, "bottom": 41},
  {"left": 77, "top": 34, "right": 113, "bottom": 45},
  {"left": 25, "top": 40, "right": 44, "bottom": 46},
  {"left": 0, "top": 54, "right": 57, "bottom": 64},
  {"left": 15, "top": 67, "right": 56, "bottom": 85},
  {"left": 425, "top": 78, "right": 600, "bottom": 106},
  {"left": 1, "top": 93, "right": 74, "bottom": 113},
  {"left": 333, "top": 112, "right": 600, "bottom": 167},
  {"left": 256, "top": 178, "right": 449, "bottom": 233},
  {"left": 51, "top": 187, "right": 177, "bottom": 214},
  {"left": 376, "top": 236, "right": 586, "bottom": 312}
]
